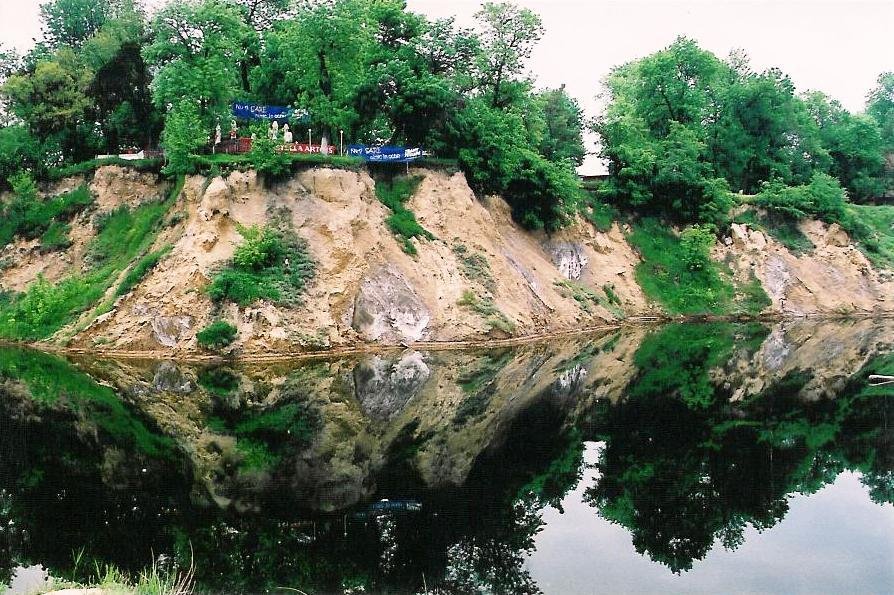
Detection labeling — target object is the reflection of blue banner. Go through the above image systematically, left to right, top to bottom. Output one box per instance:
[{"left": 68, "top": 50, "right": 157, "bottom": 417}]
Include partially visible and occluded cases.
[
  {"left": 232, "top": 102, "right": 309, "bottom": 122},
  {"left": 347, "top": 145, "right": 422, "bottom": 162}
]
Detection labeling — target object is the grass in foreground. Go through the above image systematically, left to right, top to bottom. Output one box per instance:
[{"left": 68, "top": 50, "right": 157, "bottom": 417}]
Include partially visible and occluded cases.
[{"left": 40, "top": 556, "right": 193, "bottom": 595}]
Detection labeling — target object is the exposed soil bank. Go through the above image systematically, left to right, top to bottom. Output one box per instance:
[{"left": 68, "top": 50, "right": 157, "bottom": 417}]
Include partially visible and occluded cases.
[{"left": 1, "top": 165, "right": 891, "bottom": 356}]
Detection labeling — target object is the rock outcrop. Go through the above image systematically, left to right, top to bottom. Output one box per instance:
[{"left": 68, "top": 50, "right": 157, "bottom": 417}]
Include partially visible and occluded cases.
[{"left": 352, "top": 265, "right": 431, "bottom": 343}]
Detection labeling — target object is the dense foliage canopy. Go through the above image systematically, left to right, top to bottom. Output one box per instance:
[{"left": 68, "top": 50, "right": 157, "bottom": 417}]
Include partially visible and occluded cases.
[
  {"left": 0, "top": 3, "right": 890, "bottom": 231},
  {"left": 595, "top": 37, "right": 891, "bottom": 226}
]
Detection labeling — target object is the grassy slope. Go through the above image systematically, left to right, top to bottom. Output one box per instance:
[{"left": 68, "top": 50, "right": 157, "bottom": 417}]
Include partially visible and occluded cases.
[
  {"left": 374, "top": 174, "right": 434, "bottom": 255},
  {"left": 0, "top": 177, "right": 184, "bottom": 341},
  {"left": 848, "top": 204, "right": 894, "bottom": 270},
  {"left": 627, "top": 218, "right": 771, "bottom": 316},
  {"left": 627, "top": 218, "right": 736, "bottom": 315}
]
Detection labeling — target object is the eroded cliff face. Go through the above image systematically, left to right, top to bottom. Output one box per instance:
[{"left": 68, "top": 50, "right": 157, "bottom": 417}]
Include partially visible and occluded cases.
[
  {"left": 0, "top": 165, "right": 890, "bottom": 355},
  {"left": 49, "top": 166, "right": 647, "bottom": 353},
  {"left": 719, "top": 219, "right": 893, "bottom": 316}
]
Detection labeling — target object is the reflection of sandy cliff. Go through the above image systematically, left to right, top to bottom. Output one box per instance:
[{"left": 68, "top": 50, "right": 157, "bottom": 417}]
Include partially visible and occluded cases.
[
  {"left": 66, "top": 318, "right": 892, "bottom": 512},
  {"left": 724, "top": 318, "right": 893, "bottom": 401}
]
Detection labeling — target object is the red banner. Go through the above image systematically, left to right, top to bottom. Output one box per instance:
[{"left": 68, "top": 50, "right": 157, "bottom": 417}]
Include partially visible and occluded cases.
[{"left": 277, "top": 143, "right": 337, "bottom": 155}]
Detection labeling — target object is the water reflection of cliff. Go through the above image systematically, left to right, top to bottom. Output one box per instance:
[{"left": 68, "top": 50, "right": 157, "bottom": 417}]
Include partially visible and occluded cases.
[{"left": 0, "top": 318, "right": 891, "bottom": 592}]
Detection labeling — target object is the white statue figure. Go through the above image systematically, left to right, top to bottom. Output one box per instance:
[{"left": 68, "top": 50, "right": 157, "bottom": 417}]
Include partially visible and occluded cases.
[
  {"left": 230, "top": 119, "right": 237, "bottom": 139},
  {"left": 272, "top": 120, "right": 280, "bottom": 140},
  {"left": 214, "top": 123, "right": 222, "bottom": 145},
  {"left": 282, "top": 123, "right": 293, "bottom": 143},
  {"left": 320, "top": 134, "right": 329, "bottom": 154}
]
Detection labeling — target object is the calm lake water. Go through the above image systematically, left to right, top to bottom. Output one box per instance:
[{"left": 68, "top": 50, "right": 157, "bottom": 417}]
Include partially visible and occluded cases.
[{"left": 1, "top": 319, "right": 892, "bottom": 594}]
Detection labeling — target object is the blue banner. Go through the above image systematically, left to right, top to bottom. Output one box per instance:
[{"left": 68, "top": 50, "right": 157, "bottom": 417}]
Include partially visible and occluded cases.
[
  {"left": 231, "top": 102, "right": 309, "bottom": 122},
  {"left": 347, "top": 145, "right": 422, "bottom": 162}
]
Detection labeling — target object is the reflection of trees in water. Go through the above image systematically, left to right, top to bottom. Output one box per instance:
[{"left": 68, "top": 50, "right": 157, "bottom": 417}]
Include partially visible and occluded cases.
[
  {"left": 583, "top": 326, "right": 894, "bottom": 573},
  {"left": 0, "top": 329, "right": 891, "bottom": 592},
  {"left": 0, "top": 349, "right": 193, "bottom": 586}
]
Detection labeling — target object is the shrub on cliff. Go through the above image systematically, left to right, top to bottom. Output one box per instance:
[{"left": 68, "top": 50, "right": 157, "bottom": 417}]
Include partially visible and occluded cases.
[
  {"left": 248, "top": 132, "right": 292, "bottom": 179},
  {"left": 753, "top": 173, "right": 847, "bottom": 223},
  {"left": 374, "top": 176, "right": 434, "bottom": 255},
  {"left": 0, "top": 177, "right": 93, "bottom": 248},
  {"left": 208, "top": 224, "right": 314, "bottom": 306},
  {"left": 197, "top": 320, "right": 237, "bottom": 350}
]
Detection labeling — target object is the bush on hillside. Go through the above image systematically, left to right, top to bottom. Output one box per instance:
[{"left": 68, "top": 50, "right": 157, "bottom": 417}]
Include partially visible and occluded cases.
[
  {"left": 248, "top": 132, "right": 292, "bottom": 179},
  {"left": 753, "top": 172, "right": 847, "bottom": 223},
  {"left": 374, "top": 176, "right": 434, "bottom": 255},
  {"left": 0, "top": 179, "right": 94, "bottom": 248},
  {"left": 39, "top": 221, "right": 72, "bottom": 253},
  {"left": 232, "top": 224, "right": 285, "bottom": 271},
  {"left": 208, "top": 225, "right": 314, "bottom": 306},
  {"left": 679, "top": 225, "right": 715, "bottom": 271},
  {"left": 196, "top": 320, "right": 238, "bottom": 350}
]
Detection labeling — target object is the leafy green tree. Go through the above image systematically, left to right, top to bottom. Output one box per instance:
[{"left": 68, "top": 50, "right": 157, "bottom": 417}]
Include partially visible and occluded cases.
[
  {"left": 39, "top": 0, "right": 123, "bottom": 48},
  {"left": 144, "top": 0, "right": 252, "bottom": 126},
  {"left": 222, "top": 0, "right": 290, "bottom": 92},
  {"left": 228, "top": 0, "right": 289, "bottom": 31},
  {"left": 252, "top": 0, "right": 372, "bottom": 141},
  {"left": 473, "top": 2, "right": 543, "bottom": 109},
  {"left": 354, "top": 5, "right": 461, "bottom": 146},
  {"left": 80, "top": 6, "right": 160, "bottom": 151},
  {"left": 415, "top": 17, "right": 480, "bottom": 92},
  {"left": 594, "top": 38, "right": 860, "bottom": 224},
  {"left": 595, "top": 38, "right": 735, "bottom": 224},
  {"left": 0, "top": 45, "right": 20, "bottom": 126},
  {"left": 2, "top": 49, "right": 98, "bottom": 161},
  {"left": 716, "top": 66, "right": 828, "bottom": 192},
  {"left": 867, "top": 72, "right": 894, "bottom": 151},
  {"left": 535, "top": 86, "right": 586, "bottom": 166},
  {"left": 804, "top": 91, "right": 885, "bottom": 201},
  {"left": 450, "top": 97, "right": 581, "bottom": 230},
  {"left": 160, "top": 100, "right": 207, "bottom": 174},
  {"left": 0, "top": 126, "right": 46, "bottom": 185},
  {"left": 752, "top": 171, "right": 847, "bottom": 222}
]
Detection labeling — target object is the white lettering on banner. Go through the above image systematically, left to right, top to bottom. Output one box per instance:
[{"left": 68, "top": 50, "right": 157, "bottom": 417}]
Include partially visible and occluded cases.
[{"left": 277, "top": 143, "right": 337, "bottom": 155}]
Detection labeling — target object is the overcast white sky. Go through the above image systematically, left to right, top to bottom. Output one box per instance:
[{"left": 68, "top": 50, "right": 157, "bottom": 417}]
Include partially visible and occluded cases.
[{"left": 1, "top": 0, "right": 892, "bottom": 172}]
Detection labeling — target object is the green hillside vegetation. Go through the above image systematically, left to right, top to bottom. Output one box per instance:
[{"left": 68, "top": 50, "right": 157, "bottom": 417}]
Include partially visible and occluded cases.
[
  {"left": 374, "top": 175, "right": 434, "bottom": 255},
  {"left": 0, "top": 177, "right": 182, "bottom": 340},
  {"left": 848, "top": 204, "right": 894, "bottom": 270},
  {"left": 628, "top": 219, "right": 735, "bottom": 315},
  {"left": 208, "top": 223, "right": 315, "bottom": 306}
]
